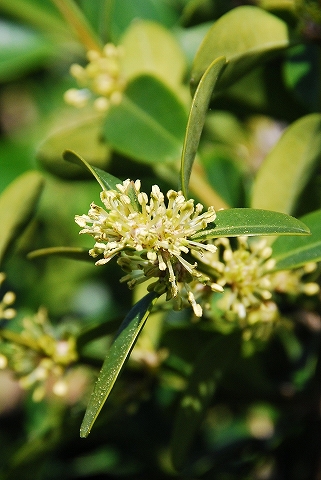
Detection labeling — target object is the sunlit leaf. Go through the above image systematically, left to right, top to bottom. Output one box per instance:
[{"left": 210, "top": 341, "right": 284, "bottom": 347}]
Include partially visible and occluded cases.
[
  {"left": 191, "top": 5, "right": 294, "bottom": 94},
  {"left": 120, "top": 20, "right": 186, "bottom": 91},
  {"left": 180, "top": 56, "right": 226, "bottom": 197},
  {"left": 103, "top": 74, "right": 188, "bottom": 164},
  {"left": 37, "top": 112, "right": 110, "bottom": 179},
  {"left": 251, "top": 113, "right": 321, "bottom": 214},
  {"left": 63, "top": 150, "right": 121, "bottom": 190},
  {"left": 0, "top": 171, "right": 44, "bottom": 266},
  {"left": 190, "top": 208, "right": 310, "bottom": 241},
  {"left": 272, "top": 209, "right": 321, "bottom": 270},
  {"left": 80, "top": 291, "right": 159, "bottom": 438}
]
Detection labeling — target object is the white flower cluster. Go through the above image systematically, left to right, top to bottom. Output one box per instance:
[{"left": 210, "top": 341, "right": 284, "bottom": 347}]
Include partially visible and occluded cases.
[
  {"left": 64, "top": 43, "right": 126, "bottom": 112},
  {"left": 75, "top": 180, "right": 222, "bottom": 316},
  {"left": 193, "top": 236, "right": 319, "bottom": 340},
  {"left": 0, "top": 308, "right": 78, "bottom": 402}
]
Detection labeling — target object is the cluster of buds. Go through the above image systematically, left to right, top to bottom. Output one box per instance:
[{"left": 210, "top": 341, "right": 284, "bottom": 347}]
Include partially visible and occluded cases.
[
  {"left": 64, "top": 43, "right": 126, "bottom": 112},
  {"left": 75, "top": 180, "right": 223, "bottom": 317},
  {"left": 193, "top": 236, "right": 319, "bottom": 341},
  {"left": 271, "top": 262, "right": 320, "bottom": 297},
  {"left": 0, "top": 272, "right": 16, "bottom": 322},
  {"left": 0, "top": 306, "right": 78, "bottom": 402}
]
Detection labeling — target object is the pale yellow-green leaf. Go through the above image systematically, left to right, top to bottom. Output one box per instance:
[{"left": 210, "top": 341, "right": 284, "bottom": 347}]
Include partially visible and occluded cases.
[
  {"left": 191, "top": 5, "right": 294, "bottom": 93},
  {"left": 120, "top": 20, "right": 186, "bottom": 93},
  {"left": 180, "top": 56, "right": 227, "bottom": 197},
  {"left": 37, "top": 110, "right": 110, "bottom": 178},
  {"left": 251, "top": 113, "right": 321, "bottom": 214},
  {"left": 0, "top": 171, "right": 44, "bottom": 266}
]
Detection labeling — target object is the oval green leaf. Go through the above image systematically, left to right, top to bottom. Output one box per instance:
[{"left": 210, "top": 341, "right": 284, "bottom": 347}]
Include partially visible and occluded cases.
[
  {"left": 191, "top": 5, "right": 293, "bottom": 94},
  {"left": 120, "top": 20, "right": 186, "bottom": 92},
  {"left": 180, "top": 56, "right": 227, "bottom": 197},
  {"left": 103, "top": 74, "right": 188, "bottom": 164},
  {"left": 37, "top": 111, "right": 110, "bottom": 179},
  {"left": 251, "top": 113, "right": 321, "bottom": 214},
  {"left": 63, "top": 150, "right": 121, "bottom": 190},
  {"left": 0, "top": 171, "right": 44, "bottom": 266},
  {"left": 190, "top": 208, "right": 310, "bottom": 241},
  {"left": 272, "top": 209, "right": 321, "bottom": 270},
  {"left": 80, "top": 291, "right": 158, "bottom": 438}
]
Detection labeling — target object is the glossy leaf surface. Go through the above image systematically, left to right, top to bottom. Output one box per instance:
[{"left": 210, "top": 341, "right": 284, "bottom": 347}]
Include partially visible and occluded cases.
[
  {"left": 191, "top": 6, "right": 293, "bottom": 94},
  {"left": 180, "top": 56, "right": 226, "bottom": 197},
  {"left": 103, "top": 74, "right": 187, "bottom": 164},
  {"left": 251, "top": 114, "right": 321, "bottom": 214},
  {"left": 0, "top": 171, "right": 44, "bottom": 266},
  {"left": 191, "top": 208, "right": 310, "bottom": 241},
  {"left": 272, "top": 209, "right": 321, "bottom": 270},
  {"left": 80, "top": 291, "right": 158, "bottom": 437}
]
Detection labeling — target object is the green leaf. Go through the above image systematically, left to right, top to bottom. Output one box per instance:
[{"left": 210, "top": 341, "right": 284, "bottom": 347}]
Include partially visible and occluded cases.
[
  {"left": 0, "top": 0, "right": 71, "bottom": 40},
  {"left": 50, "top": 0, "right": 103, "bottom": 52},
  {"left": 109, "top": 0, "right": 178, "bottom": 42},
  {"left": 191, "top": 5, "right": 293, "bottom": 94},
  {"left": 0, "top": 19, "right": 54, "bottom": 82},
  {"left": 120, "top": 20, "right": 186, "bottom": 91},
  {"left": 173, "top": 22, "right": 212, "bottom": 68},
  {"left": 180, "top": 56, "right": 227, "bottom": 197},
  {"left": 213, "top": 60, "right": 307, "bottom": 121},
  {"left": 103, "top": 74, "right": 188, "bottom": 164},
  {"left": 37, "top": 112, "right": 110, "bottom": 179},
  {"left": 251, "top": 113, "right": 321, "bottom": 214},
  {"left": 0, "top": 138, "right": 34, "bottom": 192},
  {"left": 63, "top": 150, "right": 121, "bottom": 190},
  {"left": 201, "top": 150, "right": 245, "bottom": 208},
  {"left": 0, "top": 171, "right": 44, "bottom": 266},
  {"left": 190, "top": 208, "right": 310, "bottom": 241},
  {"left": 272, "top": 209, "right": 321, "bottom": 270},
  {"left": 27, "top": 246, "right": 91, "bottom": 262},
  {"left": 80, "top": 291, "right": 159, "bottom": 438},
  {"left": 171, "top": 333, "right": 240, "bottom": 471}
]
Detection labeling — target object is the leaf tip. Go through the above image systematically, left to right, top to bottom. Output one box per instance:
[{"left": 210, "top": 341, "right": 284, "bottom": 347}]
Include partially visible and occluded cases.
[
  {"left": 62, "top": 149, "right": 81, "bottom": 164},
  {"left": 80, "top": 425, "right": 90, "bottom": 438}
]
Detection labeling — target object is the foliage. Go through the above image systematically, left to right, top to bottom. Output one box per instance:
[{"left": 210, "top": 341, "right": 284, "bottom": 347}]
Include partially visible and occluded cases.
[{"left": 1, "top": 1, "right": 321, "bottom": 479}]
